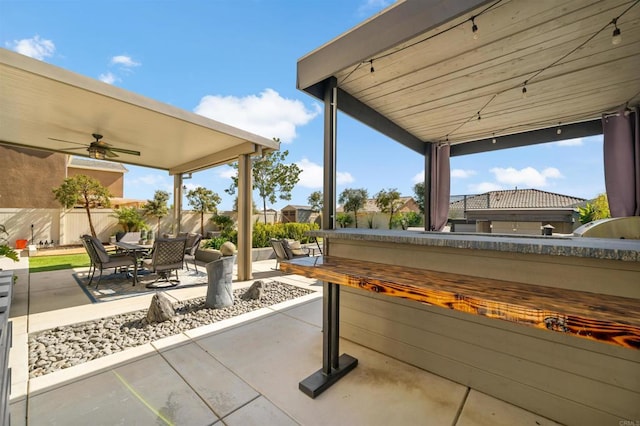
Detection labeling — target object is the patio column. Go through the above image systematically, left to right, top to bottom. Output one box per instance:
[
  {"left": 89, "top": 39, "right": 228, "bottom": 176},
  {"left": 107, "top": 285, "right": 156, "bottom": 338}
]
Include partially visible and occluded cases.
[
  {"left": 299, "top": 76, "right": 357, "bottom": 399},
  {"left": 237, "top": 153, "right": 252, "bottom": 281},
  {"left": 173, "top": 174, "right": 183, "bottom": 235}
]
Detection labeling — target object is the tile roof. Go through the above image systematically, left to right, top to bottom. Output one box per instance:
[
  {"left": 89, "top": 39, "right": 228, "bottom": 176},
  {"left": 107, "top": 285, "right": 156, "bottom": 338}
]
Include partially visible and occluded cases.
[
  {"left": 449, "top": 189, "right": 586, "bottom": 210},
  {"left": 282, "top": 205, "right": 313, "bottom": 210}
]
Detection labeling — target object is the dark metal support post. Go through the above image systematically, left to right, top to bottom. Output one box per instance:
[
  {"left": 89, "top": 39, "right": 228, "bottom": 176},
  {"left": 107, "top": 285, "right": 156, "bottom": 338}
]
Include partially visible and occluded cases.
[
  {"left": 299, "top": 77, "right": 358, "bottom": 398},
  {"left": 424, "top": 142, "right": 432, "bottom": 230}
]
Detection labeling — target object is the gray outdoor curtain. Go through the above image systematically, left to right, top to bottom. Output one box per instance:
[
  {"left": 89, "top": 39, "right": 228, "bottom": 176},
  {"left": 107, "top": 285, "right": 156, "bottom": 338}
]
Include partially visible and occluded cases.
[
  {"left": 602, "top": 106, "right": 640, "bottom": 217},
  {"left": 429, "top": 143, "right": 450, "bottom": 230}
]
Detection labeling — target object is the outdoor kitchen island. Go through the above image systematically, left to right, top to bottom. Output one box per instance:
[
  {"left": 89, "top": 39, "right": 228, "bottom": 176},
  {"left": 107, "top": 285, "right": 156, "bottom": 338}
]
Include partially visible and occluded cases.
[{"left": 280, "top": 229, "right": 640, "bottom": 426}]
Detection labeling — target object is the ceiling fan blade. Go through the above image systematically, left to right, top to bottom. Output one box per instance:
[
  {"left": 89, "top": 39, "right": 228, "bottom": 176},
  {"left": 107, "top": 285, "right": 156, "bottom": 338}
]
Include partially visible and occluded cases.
[
  {"left": 48, "top": 137, "right": 87, "bottom": 147},
  {"left": 110, "top": 147, "right": 141, "bottom": 156},
  {"left": 104, "top": 150, "right": 120, "bottom": 158}
]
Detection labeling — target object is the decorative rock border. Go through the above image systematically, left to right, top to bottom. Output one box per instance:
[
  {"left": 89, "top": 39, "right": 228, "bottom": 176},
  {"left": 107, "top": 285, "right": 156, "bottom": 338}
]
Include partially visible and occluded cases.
[{"left": 28, "top": 281, "right": 313, "bottom": 378}]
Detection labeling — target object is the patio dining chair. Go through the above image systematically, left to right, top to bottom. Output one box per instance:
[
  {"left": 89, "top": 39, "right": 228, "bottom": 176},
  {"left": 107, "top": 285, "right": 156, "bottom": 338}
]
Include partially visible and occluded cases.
[
  {"left": 183, "top": 232, "right": 203, "bottom": 272},
  {"left": 80, "top": 234, "right": 137, "bottom": 290},
  {"left": 141, "top": 237, "right": 187, "bottom": 287},
  {"left": 270, "top": 238, "right": 310, "bottom": 270}
]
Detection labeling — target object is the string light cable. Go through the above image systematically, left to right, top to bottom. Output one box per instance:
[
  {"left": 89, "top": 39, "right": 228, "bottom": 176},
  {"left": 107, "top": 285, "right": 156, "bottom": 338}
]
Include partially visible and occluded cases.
[
  {"left": 334, "top": 0, "right": 638, "bottom": 141},
  {"left": 338, "top": 0, "right": 503, "bottom": 84},
  {"left": 440, "top": 0, "right": 639, "bottom": 141}
]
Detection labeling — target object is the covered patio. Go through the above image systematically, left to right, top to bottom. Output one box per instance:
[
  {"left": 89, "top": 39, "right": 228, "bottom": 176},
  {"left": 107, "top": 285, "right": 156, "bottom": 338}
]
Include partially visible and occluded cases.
[
  {"left": 294, "top": 0, "right": 639, "bottom": 424},
  {"left": 0, "top": 47, "right": 280, "bottom": 281},
  {"left": 3, "top": 254, "right": 560, "bottom": 425}
]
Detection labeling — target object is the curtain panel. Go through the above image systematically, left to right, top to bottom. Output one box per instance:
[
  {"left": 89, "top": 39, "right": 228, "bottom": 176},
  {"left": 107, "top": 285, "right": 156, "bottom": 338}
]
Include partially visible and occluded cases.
[{"left": 603, "top": 106, "right": 640, "bottom": 217}]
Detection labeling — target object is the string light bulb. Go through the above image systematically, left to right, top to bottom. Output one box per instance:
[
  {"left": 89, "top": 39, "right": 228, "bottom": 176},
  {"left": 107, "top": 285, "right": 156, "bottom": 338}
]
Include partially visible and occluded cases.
[
  {"left": 471, "top": 17, "right": 479, "bottom": 40},
  {"left": 612, "top": 19, "right": 622, "bottom": 45},
  {"left": 370, "top": 59, "right": 375, "bottom": 73},
  {"left": 521, "top": 82, "right": 528, "bottom": 98},
  {"left": 477, "top": 112, "right": 481, "bottom": 120},
  {"left": 556, "top": 122, "right": 562, "bottom": 135},
  {"left": 492, "top": 133, "right": 496, "bottom": 144}
]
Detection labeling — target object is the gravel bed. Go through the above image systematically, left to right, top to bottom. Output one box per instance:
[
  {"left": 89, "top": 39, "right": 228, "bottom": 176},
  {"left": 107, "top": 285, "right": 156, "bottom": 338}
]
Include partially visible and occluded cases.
[{"left": 29, "top": 281, "right": 313, "bottom": 378}]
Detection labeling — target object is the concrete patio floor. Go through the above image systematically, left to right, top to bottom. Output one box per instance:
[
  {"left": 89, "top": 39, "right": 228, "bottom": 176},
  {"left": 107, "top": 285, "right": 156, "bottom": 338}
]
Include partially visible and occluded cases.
[{"left": 3, "top": 255, "right": 561, "bottom": 425}]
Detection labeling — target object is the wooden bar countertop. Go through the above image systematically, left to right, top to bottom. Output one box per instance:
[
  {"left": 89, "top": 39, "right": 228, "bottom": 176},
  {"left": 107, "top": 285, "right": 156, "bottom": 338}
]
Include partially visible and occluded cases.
[{"left": 280, "top": 256, "right": 640, "bottom": 350}]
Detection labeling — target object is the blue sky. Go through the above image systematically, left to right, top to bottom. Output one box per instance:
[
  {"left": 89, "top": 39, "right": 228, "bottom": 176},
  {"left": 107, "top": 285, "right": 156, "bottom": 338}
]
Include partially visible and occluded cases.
[{"left": 1, "top": 0, "right": 605, "bottom": 211}]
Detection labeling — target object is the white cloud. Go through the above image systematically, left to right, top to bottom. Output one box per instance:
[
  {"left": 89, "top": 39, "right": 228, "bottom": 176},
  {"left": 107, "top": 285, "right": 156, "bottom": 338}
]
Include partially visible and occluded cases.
[
  {"left": 358, "top": 0, "right": 393, "bottom": 15},
  {"left": 9, "top": 35, "right": 55, "bottom": 60},
  {"left": 110, "top": 55, "right": 140, "bottom": 67},
  {"left": 99, "top": 72, "right": 118, "bottom": 84},
  {"left": 193, "top": 88, "right": 320, "bottom": 143},
  {"left": 554, "top": 138, "right": 583, "bottom": 147},
  {"left": 296, "top": 158, "right": 353, "bottom": 188},
  {"left": 217, "top": 165, "right": 236, "bottom": 179},
  {"left": 490, "top": 166, "right": 563, "bottom": 187},
  {"left": 413, "top": 168, "right": 476, "bottom": 183},
  {"left": 451, "top": 169, "right": 477, "bottom": 178},
  {"left": 337, "top": 171, "right": 355, "bottom": 185},
  {"left": 134, "top": 174, "right": 168, "bottom": 186},
  {"left": 183, "top": 182, "right": 200, "bottom": 192},
  {"left": 468, "top": 182, "right": 503, "bottom": 193}
]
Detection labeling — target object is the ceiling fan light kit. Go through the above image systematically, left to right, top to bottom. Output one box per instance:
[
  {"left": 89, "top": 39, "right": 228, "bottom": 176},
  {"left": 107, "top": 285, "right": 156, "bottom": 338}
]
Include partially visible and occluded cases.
[{"left": 88, "top": 145, "right": 106, "bottom": 160}]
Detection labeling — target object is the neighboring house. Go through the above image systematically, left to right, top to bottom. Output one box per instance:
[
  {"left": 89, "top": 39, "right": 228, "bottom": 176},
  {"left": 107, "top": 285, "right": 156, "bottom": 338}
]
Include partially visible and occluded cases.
[
  {"left": 0, "top": 143, "right": 131, "bottom": 208},
  {"left": 0, "top": 144, "right": 67, "bottom": 208},
  {"left": 67, "top": 156, "right": 128, "bottom": 199},
  {"left": 449, "top": 189, "right": 587, "bottom": 235},
  {"left": 360, "top": 196, "right": 420, "bottom": 214},
  {"left": 281, "top": 205, "right": 320, "bottom": 224}
]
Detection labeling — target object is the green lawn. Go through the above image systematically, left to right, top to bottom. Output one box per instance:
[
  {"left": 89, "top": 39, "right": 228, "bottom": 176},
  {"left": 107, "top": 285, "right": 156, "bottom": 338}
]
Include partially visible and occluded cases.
[{"left": 29, "top": 253, "right": 90, "bottom": 273}]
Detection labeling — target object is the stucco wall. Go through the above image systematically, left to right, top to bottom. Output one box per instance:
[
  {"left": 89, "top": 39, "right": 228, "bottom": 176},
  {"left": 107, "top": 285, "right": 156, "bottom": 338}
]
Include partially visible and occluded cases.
[{"left": 0, "top": 145, "right": 66, "bottom": 208}]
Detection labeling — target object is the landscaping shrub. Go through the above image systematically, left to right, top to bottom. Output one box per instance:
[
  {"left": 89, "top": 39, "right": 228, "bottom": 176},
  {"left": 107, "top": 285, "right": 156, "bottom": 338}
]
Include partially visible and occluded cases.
[
  {"left": 210, "top": 214, "right": 235, "bottom": 239},
  {"left": 201, "top": 222, "right": 318, "bottom": 249},
  {"left": 253, "top": 222, "right": 319, "bottom": 248},
  {"left": 201, "top": 236, "right": 228, "bottom": 250}
]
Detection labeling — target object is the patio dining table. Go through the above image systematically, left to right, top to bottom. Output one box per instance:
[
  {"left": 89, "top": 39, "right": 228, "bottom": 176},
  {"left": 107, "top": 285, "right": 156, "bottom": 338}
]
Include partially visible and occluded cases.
[{"left": 113, "top": 241, "right": 153, "bottom": 285}]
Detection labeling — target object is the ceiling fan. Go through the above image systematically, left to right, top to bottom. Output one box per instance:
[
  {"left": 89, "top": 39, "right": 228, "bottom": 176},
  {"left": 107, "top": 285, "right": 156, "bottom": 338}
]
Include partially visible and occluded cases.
[{"left": 48, "top": 133, "right": 141, "bottom": 160}]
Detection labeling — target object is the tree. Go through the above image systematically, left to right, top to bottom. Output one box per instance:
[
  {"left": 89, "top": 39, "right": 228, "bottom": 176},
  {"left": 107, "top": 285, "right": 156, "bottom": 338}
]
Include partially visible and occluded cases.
[
  {"left": 226, "top": 144, "right": 302, "bottom": 224},
  {"left": 52, "top": 174, "right": 111, "bottom": 238},
  {"left": 413, "top": 182, "right": 425, "bottom": 215},
  {"left": 186, "top": 187, "right": 221, "bottom": 235},
  {"left": 338, "top": 188, "right": 368, "bottom": 228},
  {"left": 375, "top": 188, "right": 403, "bottom": 229},
  {"left": 143, "top": 190, "right": 170, "bottom": 234},
  {"left": 308, "top": 190, "right": 323, "bottom": 227},
  {"left": 307, "top": 191, "right": 323, "bottom": 212},
  {"left": 578, "top": 193, "right": 610, "bottom": 224},
  {"left": 232, "top": 197, "right": 259, "bottom": 214},
  {"left": 113, "top": 207, "right": 147, "bottom": 232},
  {"left": 336, "top": 212, "right": 353, "bottom": 228}
]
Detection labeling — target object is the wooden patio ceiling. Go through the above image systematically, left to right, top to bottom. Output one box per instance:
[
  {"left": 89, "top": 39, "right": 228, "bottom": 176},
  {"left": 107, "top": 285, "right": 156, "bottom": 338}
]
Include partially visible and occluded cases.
[{"left": 297, "top": 0, "right": 640, "bottom": 155}]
